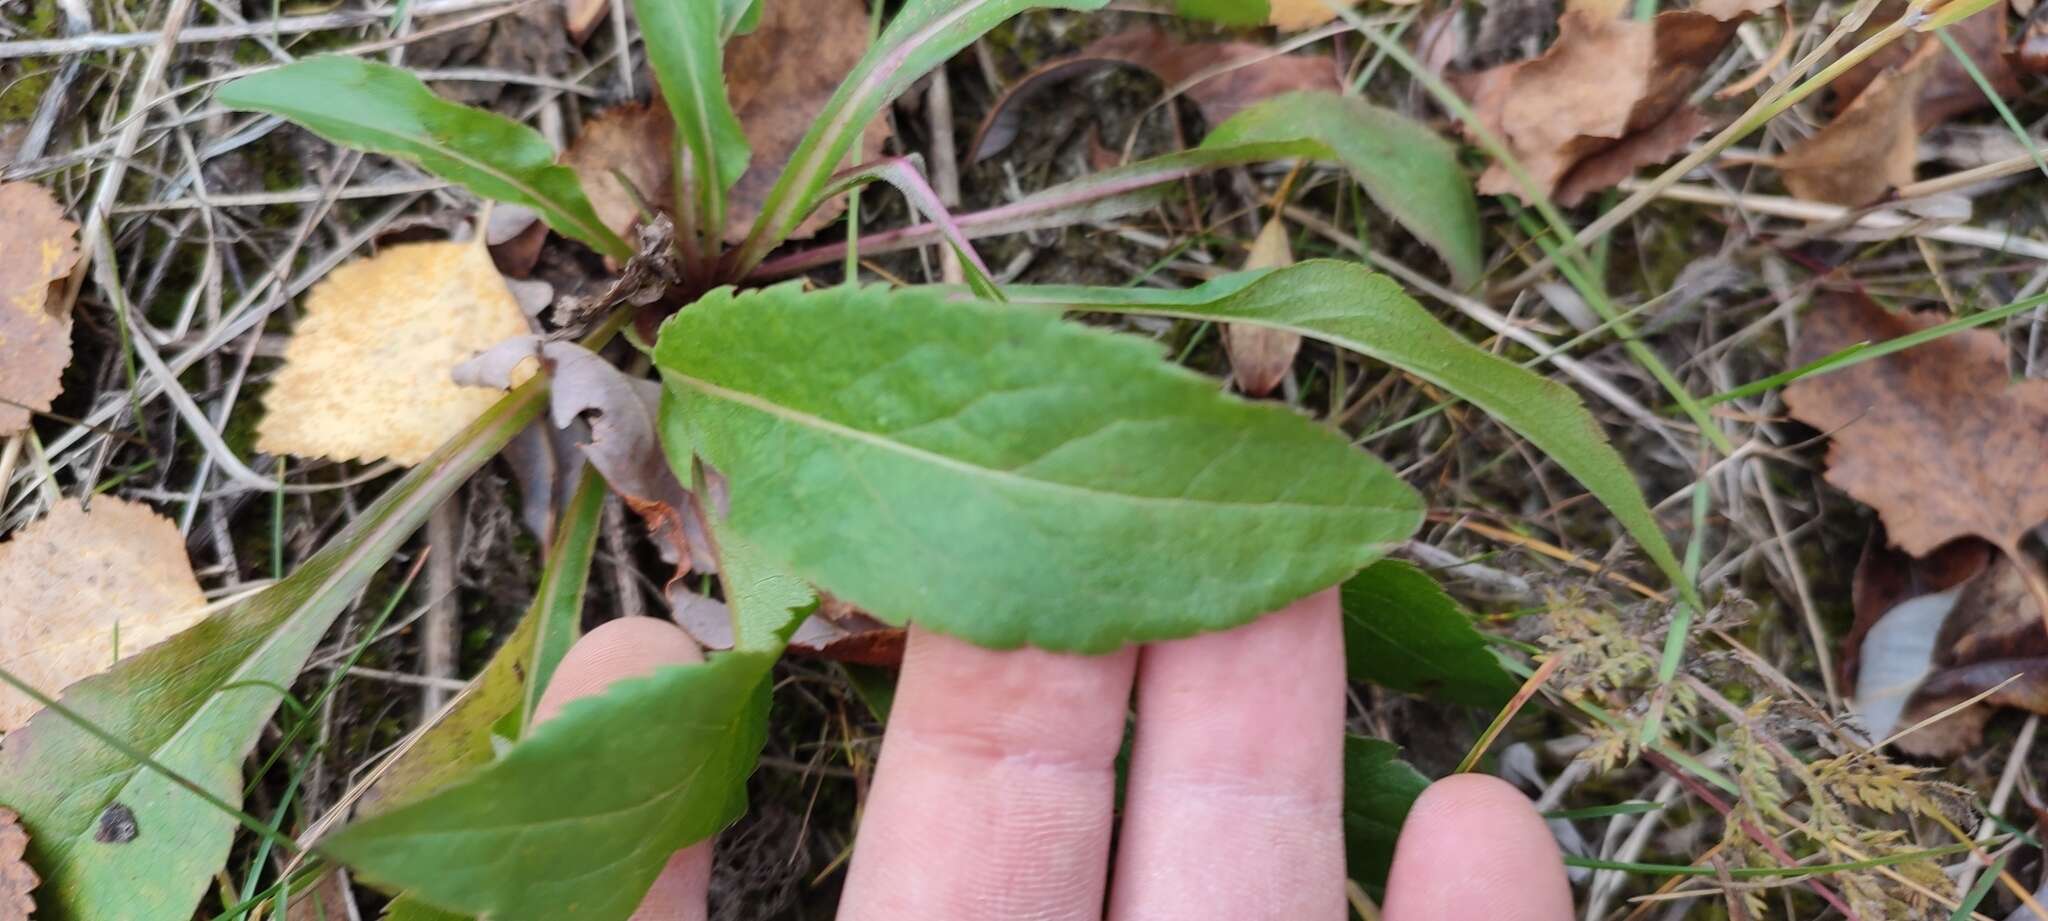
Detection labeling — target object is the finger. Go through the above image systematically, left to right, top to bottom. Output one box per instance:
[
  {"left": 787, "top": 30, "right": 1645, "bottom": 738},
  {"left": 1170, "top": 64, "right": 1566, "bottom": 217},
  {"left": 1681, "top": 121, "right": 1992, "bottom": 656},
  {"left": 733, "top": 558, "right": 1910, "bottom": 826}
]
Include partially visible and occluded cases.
[
  {"left": 1107, "top": 589, "right": 1347, "bottom": 921},
  {"left": 533, "top": 617, "right": 710, "bottom": 921},
  {"left": 838, "top": 627, "right": 1137, "bottom": 921},
  {"left": 1381, "top": 774, "right": 1574, "bottom": 921}
]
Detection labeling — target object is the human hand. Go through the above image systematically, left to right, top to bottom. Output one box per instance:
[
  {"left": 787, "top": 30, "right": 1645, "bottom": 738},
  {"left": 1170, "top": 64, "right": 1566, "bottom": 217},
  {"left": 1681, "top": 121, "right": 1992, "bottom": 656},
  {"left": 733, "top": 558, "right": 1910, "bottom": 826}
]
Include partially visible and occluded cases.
[{"left": 537, "top": 590, "right": 1573, "bottom": 920}]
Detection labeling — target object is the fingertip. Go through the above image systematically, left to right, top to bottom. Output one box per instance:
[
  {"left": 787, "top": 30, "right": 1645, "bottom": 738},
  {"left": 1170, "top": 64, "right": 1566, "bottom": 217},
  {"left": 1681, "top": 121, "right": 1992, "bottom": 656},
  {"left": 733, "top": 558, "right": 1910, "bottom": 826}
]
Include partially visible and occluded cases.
[
  {"left": 532, "top": 616, "right": 703, "bottom": 726},
  {"left": 1381, "top": 774, "right": 1572, "bottom": 921}
]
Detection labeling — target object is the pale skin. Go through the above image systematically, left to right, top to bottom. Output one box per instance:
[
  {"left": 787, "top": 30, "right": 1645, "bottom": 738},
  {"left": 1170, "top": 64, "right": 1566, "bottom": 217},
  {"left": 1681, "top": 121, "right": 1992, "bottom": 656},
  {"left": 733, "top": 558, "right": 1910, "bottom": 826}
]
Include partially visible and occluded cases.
[{"left": 534, "top": 588, "right": 1576, "bottom": 920}]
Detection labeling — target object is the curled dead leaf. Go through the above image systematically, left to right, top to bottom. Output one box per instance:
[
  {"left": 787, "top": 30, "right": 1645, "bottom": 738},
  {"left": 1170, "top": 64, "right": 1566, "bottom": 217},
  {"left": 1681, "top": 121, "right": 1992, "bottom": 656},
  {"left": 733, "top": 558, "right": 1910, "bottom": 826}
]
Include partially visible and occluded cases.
[
  {"left": 1452, "top": 1, "right": 1769, "bottom": 204},
  {"left": 1781, "top": 4, "right": 2015, "bottom": 205},
  {"left": 969, "top": 28, "right": 1340, "bottom": 163},
  {"left": 1774, "top": 45, "right": 1934, "bottom": 206},
  {"left": 0, "top": 181, "right": 82, "bottom": 435},
  {"left": 549, "top": 215, "right": 682, "bottom": 335},
  {"left": 1222, "top": 218, "right": 1302, "bottom": 397},
  {"left": 258, "top": 240, "right": 534, "bottom": 466},
  {"left": 1784, "top": 293, "right": 2048, "bottom": 561},
  {"left": 456, "top": 335, "right": 705, "bottom": 571},
  {"left": 0, "top": 497, "right": 208, "bottom": 732},
  {"left": 1850, "top": 549, "right": 2048, "bottom": 757},
  {"left": 670, "top": 586, "right": 905, "bottom": 664},
  {"left": 0, "top": 807, "right": 34, "bottom": 921}
]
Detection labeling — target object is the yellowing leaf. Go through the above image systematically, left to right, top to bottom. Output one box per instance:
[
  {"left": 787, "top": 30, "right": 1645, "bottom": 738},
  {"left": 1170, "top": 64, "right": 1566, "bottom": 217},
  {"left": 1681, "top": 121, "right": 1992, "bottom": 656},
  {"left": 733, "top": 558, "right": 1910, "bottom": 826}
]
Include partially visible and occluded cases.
[
  {"left": 1266, "top": 0, "right": 1364, "bottom": 30},
  {"left": 0, "top": 181, "right": 82, "bottom": 435},
  {"left": 1222, "top": 218, "right": 1301, "bottom": 397},
  {"left": 258, "top": 241, "right": 533, "bottom": 465},
  {"left": 0, "top": 497, "right": 207, "bottom": 732}
]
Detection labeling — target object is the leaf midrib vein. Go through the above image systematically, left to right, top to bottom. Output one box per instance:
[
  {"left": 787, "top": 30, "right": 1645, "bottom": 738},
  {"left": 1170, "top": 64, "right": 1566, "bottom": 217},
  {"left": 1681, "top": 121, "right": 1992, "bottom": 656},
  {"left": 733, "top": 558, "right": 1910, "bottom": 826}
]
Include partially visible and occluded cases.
[{"left": 670, "top": 372, "right": 1404, "bottom": 514}]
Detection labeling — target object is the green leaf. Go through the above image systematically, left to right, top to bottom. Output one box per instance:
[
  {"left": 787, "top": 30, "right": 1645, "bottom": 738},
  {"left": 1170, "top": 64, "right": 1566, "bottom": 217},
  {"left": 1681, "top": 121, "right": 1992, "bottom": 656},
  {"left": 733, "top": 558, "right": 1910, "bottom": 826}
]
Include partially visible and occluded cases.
[
  {"left": 633, "top": 0, "right": 748, "bottom": 248},
  {"left": 722, "top": 0, "right": 761, "bottom": 38},
  {"left": 730, "top": 0, "right": 1110, "bottom": 272},
  {"left": 1171, "top": 0, "right": 1264, "bottom": 25},
  {"left": 217, "top": 56, "right": 631, "bottom": 261},
  {"left": 1201, "top": 92, "right": 1483, "bottom": 288},
  {"left": 1006, "top": 261, "right": 1687, "bottom": 597},
  {"left": 655, "top": 282, "right": 1422, "bottom": 652},
  {"left": 0, "top": 381, "right": 546, "bottom": 921},
  {"left": 355, "top": 465, "right": 606, "bottom": 823},
  {"left": 322, "top": 543, "right": 814, "bottom": 921},
  {"left": 1341, "top": 561, "right": 1516, "bottom": 707},
  {"left": 1343, "top": 736, "right": 1430, "bottom": 897}
]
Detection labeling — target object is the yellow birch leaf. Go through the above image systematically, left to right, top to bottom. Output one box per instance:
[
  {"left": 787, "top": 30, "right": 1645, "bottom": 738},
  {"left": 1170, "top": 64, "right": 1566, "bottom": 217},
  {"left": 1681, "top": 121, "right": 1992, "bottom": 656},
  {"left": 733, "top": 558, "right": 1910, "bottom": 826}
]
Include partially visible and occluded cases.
[
  {"left": 257, "top": 241, "right": 532, "bottom": 465},
  {"left": 0, "top": 497, "right": 208, "bottom": 732}
]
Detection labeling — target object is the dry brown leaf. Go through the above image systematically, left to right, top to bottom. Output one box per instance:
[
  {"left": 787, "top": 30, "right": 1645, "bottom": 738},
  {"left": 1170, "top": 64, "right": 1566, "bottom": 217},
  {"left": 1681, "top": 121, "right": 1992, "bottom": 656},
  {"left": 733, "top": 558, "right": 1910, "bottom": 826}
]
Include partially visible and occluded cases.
[
  {"left": 561, "top": 0, "right": 886, "bottom": 245},
  {"left": 564, "top": 0, "right": 609, "bottom": 43},
  {"left": 723, "top": 0, "right": 890, "bottom": 242},
  {"left": 1268, "top": 0, "right": 1367, "bottom": 30},
  {"left": 2022, "top": 0, "right": 2048, "bottom": 72},
  {"left": 1452, "top": 3, "right": 1765, "bottom": 204},
  {"left": 1830, "top": 3, "right": 2017, "bottom": 128},
  {"left": 969, "top": 28, "right": 1340, "bottom": 163},
  {"left": 1774, "top": 44, "right": 1934, "bottom": 206},
  {"left": 560, "top": 102, "right": 674, "bottom": 250},
  {"left": 1554, "top": 105, "right": 1713, "bottom": 206},
  {"left": 0, "top": 181, "right": 81, "bottom": 435},
  {"left": 1223, "top": 218, "right": 1301, "bottom": 397},
  {"left": 257, "top": 241, "right": 533, "bottom": 466},
  {"left": 1784, "top": 293, "right": 2048, "bottom": 561},
  {"left": 0, "top": 497, "right": 208, "bottom": 732},
  {"left": 1841, "top": 528, "right": 1990, "bottom": 688},
  {"left": 1849, "top": 551, "right": 2048, "bottom": 757},
  {"left": 671, "top": 587, "right": 905, "bottom": 664},
  {"left": 0, "top": 806, "right": 34, "bottom": 921}
]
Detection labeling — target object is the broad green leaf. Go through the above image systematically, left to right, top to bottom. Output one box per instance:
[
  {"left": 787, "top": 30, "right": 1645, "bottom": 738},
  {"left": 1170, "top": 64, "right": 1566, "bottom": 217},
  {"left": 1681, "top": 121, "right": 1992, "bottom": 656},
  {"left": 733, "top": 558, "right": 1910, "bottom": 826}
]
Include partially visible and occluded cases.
[
  {"left": 633, "top": 0, "right": 748, "bottom": 249},
  {"left": 731, "top": 0, "right": 1110, "bottom": 272},
  {"left": 217, "top": 56, "right": 631, "bottom": 261},
  {"left": 1201, "top": 92, "right": 1482, "bottom": 288},
  {"left": 1006, "top": 261, "right": 1688, "bottom": 598},
  {"left": 654, "top": 282, "right": 1422, "bottom": 652},
  {"left": 0, "top": 381, "right": 546, "bottom": 921},
  {"left": 355, "top": 465, "right": 606, "bottom": 822},
  {"left": 322, "top": 544, "right": 814, "bottom": 921},
  {"left": 1341, "top": 561, "right": 1515, "bottom": 707},
  {"left": 1343, "top": 736, "right": 1429, "bottom": 896},
  {"left": 383, "top": 898, "right": 470, "bottom": 921}
]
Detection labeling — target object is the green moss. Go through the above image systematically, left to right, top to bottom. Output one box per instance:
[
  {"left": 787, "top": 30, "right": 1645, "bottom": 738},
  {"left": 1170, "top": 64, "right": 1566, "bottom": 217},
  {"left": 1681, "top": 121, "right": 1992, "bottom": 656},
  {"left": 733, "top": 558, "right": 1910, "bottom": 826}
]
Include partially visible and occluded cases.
[{"left": 0, "top": 0, "right": 61, "bottom": 120}]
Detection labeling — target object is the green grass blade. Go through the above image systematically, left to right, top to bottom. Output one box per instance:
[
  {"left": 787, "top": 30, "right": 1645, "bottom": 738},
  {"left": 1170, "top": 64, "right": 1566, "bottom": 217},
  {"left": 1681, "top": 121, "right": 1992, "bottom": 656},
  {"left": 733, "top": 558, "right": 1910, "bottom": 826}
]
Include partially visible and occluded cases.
[{"left": 634, "top": 0, "right": 749, "bottom": 254}]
